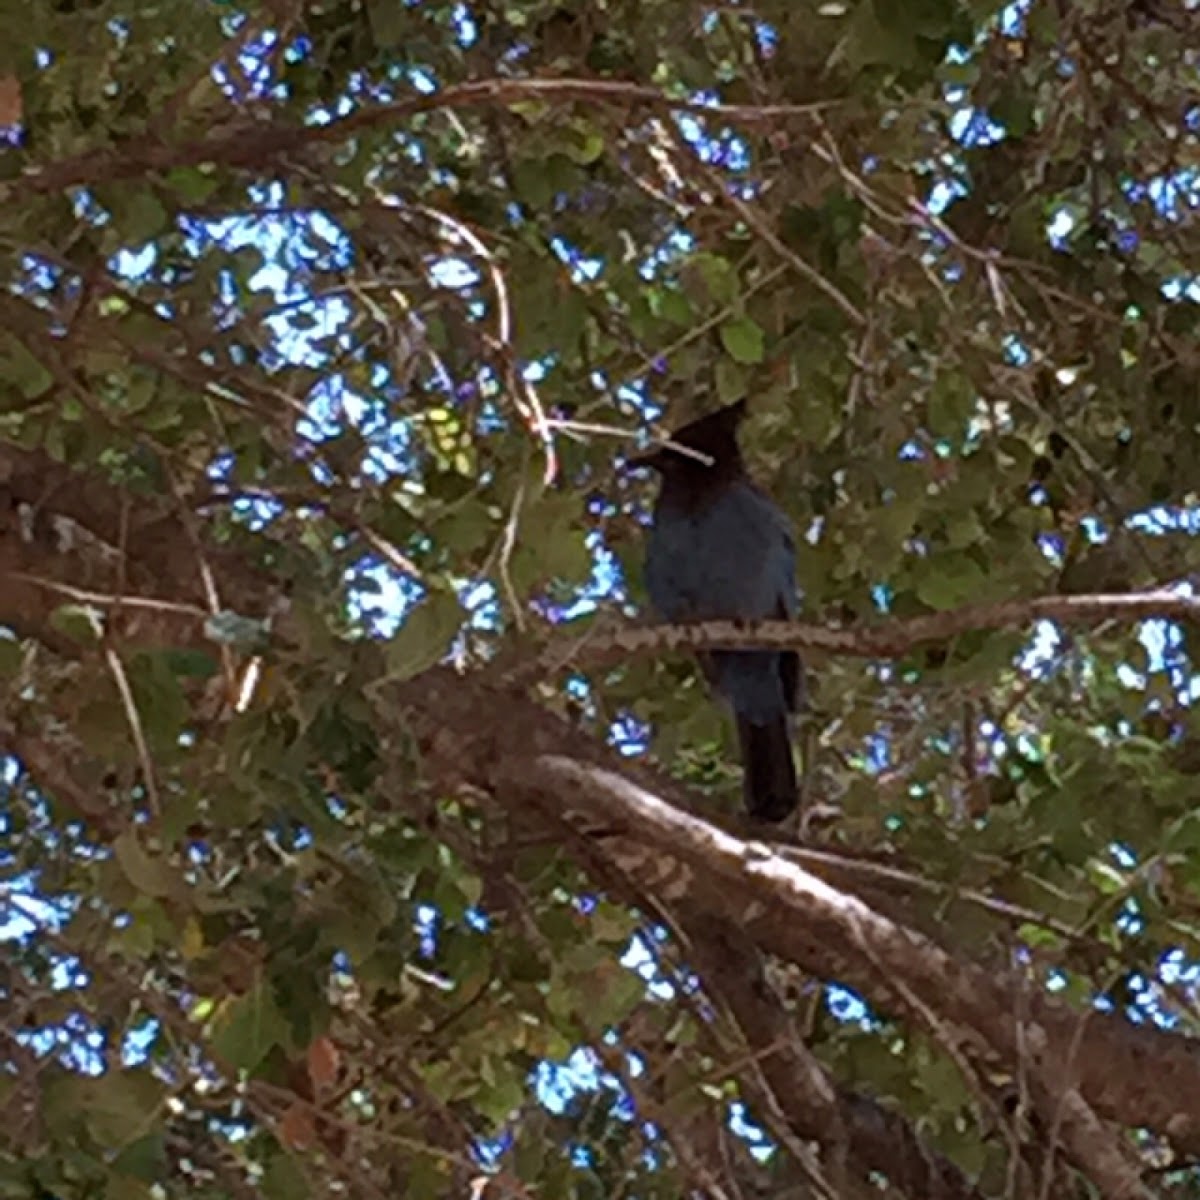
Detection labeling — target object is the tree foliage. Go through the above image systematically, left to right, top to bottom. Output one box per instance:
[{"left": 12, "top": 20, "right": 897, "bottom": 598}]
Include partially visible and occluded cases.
[{"left": 1, "top": 0, "right": 1199, "bottom": 1197}]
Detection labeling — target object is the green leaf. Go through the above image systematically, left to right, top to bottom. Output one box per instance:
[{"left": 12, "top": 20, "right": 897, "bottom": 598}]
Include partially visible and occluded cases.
[
  {"left": 845, "top": 4, "right": 921, "bottom": 70},
  {"left": 563, "top": 119, "right": 606, "bottom": 165},
  {"left": 512, "top": 157, "right": 554, "bottom": 208},
  {"left": 165, "top": 166, "right": 219, "bottom": 203},
  {"left": 115, "top": 191, "right": 169, "bottom": 241},
  {"left": 689, "top": 253, "right": 738, "bottom": 307},
  {"left": 649, "top": 287, "right": 693, "bottom": 325},
  {"left": 720, "top": 317, "right": 765, "bottom": 364},
  {"left": 0, "top": 333, "right": 53, "bottom": 399},
  {"left": 715, "top": 358, "right": 747, "bottom": 403},
  {"left": 928, "top": 371, "right": 975, "bottom": 436},
  {"left": 915, "top": 554, "right": 988, "bottom": 610},
  {"left": 386, "top": 593, "right": 464, "bottom": 680},
  {"left": 48, "top": 604, "right": 104, "bottom": 644},
  {"left": 0, "top": 634, "right": 23, "bottom": 678},
  {"left": 125, "top": 651, "right": 189, "bottom": 754},
  {"left": 113, "top": 833, "right": 177, "bottom": 899},
  {"left": 591, "top": 967, "right": 645, "bottom": 1026},
  {"left": 210, "top": 980, "right": 289, "bottom": 1072},
  {"left": 474, "top": 1065, "right": 527, "bottom": 1124},
  {"left": 83, "top": 1071, "right": 166, "bottom": 1149},
  {"left": 110, "top": 1134, "right": 167, "bottom": 1182},
  {"left": 261, "top": 1151, "right": 312, "bottom": 1200},
  {"left": 404, "top": 1154, "right": 450, "bottom": 1200},
  {"left": 104, "top": 1177, "right": 154, "bottom": 1200}
]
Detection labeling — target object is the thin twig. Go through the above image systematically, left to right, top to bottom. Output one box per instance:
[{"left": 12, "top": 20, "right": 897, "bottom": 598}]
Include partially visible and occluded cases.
[{"left": 103, "top": 645, "right": 161, "bottom": 818}]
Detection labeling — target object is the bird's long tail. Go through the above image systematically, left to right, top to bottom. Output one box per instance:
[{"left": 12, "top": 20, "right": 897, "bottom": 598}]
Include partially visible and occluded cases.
[{"left": 736, "top": 715, "right": 798, "bottom": 822}]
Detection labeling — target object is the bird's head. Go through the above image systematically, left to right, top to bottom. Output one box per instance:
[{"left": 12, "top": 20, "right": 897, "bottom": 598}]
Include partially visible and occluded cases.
[{"left": 631, "top": 399, "right": 747, "bottom": 478}]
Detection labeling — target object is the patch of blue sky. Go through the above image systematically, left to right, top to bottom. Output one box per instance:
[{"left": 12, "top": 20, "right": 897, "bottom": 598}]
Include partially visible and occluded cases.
[
  {"left": 999, "top": 0, "right": 1031, "bottom": 37},
  {"left": 452, "top": 4, "right": 479, "bottom": 48},
  {"left": 753, "top": 19, "right": 778, "bottom": 57},
  {"left": 214, "top": 29, "right": 283, "bottom": 103},
  {"left": 409, "top": 67, "right": 439, "bottom": 96},
  {"left": 674, "top": 107, "right": 752, "bottom": 171},
  {"left": 949, "top": 107, "right": 1006, "bottom": 149},
  {"left": 1146, "top": 169, "right": 1199, "bottom": 222},
  {"left": 926, "top": 177, "right": 969, "bottom": 215},
  {"left": 1045, "top": 205, "right": 1079, "bottom": 251},
  {"left": 639, "top": 228, "right": 696, "bottom": 282},
  {"left": 550, "top": 236, "right": 604, "bottom": 283},
  {"left": 16, "top": 254, "right": 73, "bottom": 314},
  {"left": 430, "top": 256, "right": 483, "bottom": 290},
  {"left": 1162, "top": 276, "right": 1200, "bottom": 303},
  {"left": 1002, "top": 333, "right": 1031, "bottom": 365},
  {"left": 297, "top": 372, "right": 350, "bottom": 442},
  {"left": 616, "top": 379, "right": 662, "bottom": 422},
  {"left": 539, "top": 531, "right": 627, "bottom": 625},
  {"left": 1037, "top": 532, "right": 1064, "bottom": 567},
  {"left": 346, "top": 560, "right": 425, "bottom": 637},
  {"left": 461, "top": 578, "right": 502, "bottom": 630},
  {"left": 1018, "top": 619, "right": 1062, "bottom": 675},
  {"left": 609, "top": 710, "right": 651, "bottom": 757},
  {"left": 864, "top": 731, "right": 891, "bottom": 773},
  {"left": 1, "top": 753, "right": 18, "bottom": 789},
  {"left": 1112, "top": 846, "right": 1136, "bottom": 871},
  {"left": 1, "top": 867, "right": 78, "bottom": 938},
  {"left": 1, "top": 879, "right": 56, "bottom": 942},
  {"left": 1116, "top": 897, "right": 1143, "bottom": 938},
  {"left": 415, "top": 902, "right": 439, "bottom": 958},
  {"left": 464, "top": 906, "right": 490, "bottom": 933},
  {"left": 620, "top": 932, "right": 679, "bottom": 1002},
  {"left": 1160, "top": 949, "right": 1200, "bottom": 989},
  {"left": 51, "top": 954, "right": 90, "bottom": 992},
  {"left": 1045, "top": 968, "right": 1068, "bottom": 994},
  {"left": 826, "top": 983, "right": 876, "bottom": 1028},
  {"left": 18, "top": 1012, "right": 107, "bottom": 1076},
  {"left": 121, "top": 1016, "right": 161, "bottom": 1067},
  {"left": 532, "top": 1047, "right": 605, "bottom": 1115},
  {"left": 729, "top": 1102, "right": 773, "bottom": 1162},
  {"left": 472, "top": 1130, "right": 513, "bottom": 1168},
  {"left": 568, "top": 1143, "right": 594, "bottom": 1167}
]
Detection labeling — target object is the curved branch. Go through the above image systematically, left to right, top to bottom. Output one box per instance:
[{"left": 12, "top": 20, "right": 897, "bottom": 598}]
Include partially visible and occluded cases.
[
  {"left": 386, "top": 670, "right": 1200, "bottom": 1163},
  {"left": 518, "top": 754, "right": 1152, "bottom": 1199}
]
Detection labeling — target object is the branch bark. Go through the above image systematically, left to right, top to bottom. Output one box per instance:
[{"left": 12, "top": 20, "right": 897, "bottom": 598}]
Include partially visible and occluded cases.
[
  {"left": 3, "top": 77, "right": 832, "bottom": 203},
  {"left": 499, "top": 593, "right": 1200, "bottom": 687},
  {"left": 387, "top": 671, "right": 1200, "bottom": 1174},
  {"left": 516, "top": 754, "right": 1152, "bottom": 1200}
]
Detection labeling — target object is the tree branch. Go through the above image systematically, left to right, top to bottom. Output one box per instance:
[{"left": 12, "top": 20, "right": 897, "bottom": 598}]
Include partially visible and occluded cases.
[
  {"left": 4, "top": 77, "right": 835, "bottom": 202},
  {"left": 499, "top": 591, "right": 1200, "bottom": 687},
  {"left": 516, "top": 754, "right": 1152, "bottom": 1199}
]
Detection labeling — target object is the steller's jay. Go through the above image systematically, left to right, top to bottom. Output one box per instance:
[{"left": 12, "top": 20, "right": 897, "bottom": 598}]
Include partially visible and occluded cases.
[{"left": 637, "top": 399, "right": 802, "bottom": 822}]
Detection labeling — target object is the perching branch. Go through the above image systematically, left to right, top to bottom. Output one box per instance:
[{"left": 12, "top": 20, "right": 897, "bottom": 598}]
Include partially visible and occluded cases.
[{"left": 499, "top": 590, "right": 1200, "bottom": 687}]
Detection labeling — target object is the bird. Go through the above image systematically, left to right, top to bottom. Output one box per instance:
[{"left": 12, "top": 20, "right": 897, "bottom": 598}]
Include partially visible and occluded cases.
[{"left": 636, "top": 399, "right": 803, "bottom": 822}]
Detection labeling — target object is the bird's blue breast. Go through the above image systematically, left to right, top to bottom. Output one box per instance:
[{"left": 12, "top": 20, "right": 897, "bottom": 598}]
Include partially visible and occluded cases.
[
  {"left": 644, "top": 480, "right": 797, "bottom": 724},
  {"left": 645, "top": 481, "right": 796, "bottom": 623}
]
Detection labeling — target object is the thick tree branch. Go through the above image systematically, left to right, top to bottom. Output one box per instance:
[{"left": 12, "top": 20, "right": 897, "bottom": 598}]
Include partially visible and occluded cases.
[
  {"left": 0, "top": 444, "right": 275, "bottom": 649},
  {"left": 385, "top": 670, "right": 1200, "bottom": 1163},
  {"left": 516, "top": 754, "right": 1151, "bottom": 1200},
  {"left": 683, "top": 911, "right": 990, "bottom": 1199}
]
